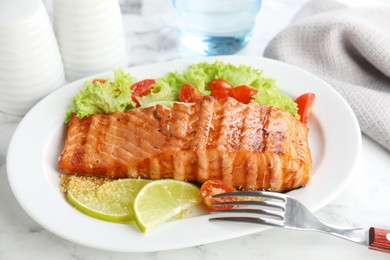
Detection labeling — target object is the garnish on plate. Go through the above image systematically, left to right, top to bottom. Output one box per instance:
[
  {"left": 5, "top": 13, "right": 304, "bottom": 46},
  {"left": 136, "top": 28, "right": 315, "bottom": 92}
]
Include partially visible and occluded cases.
[{"left": 65, "top": 61, "right": 303, "bottom": 122}]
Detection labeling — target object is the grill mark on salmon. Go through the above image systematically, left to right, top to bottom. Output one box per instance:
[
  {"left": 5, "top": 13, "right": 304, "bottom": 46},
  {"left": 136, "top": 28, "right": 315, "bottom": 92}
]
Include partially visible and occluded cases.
[
  {"left": 58, "top": 97, "right": 312, "bottom": 191},
  {"left": 90, "top": 116, "right": 149, "bottom": 163},
  {"left": 89, "top": 119, "right": 144, "bottom": 159}
]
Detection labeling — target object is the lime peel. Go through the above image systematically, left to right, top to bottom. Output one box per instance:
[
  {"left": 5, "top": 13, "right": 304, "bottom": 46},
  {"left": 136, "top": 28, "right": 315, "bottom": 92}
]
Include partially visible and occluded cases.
[
  {"left": 62, "top": 176, "right": 201, "bottom": 231},
  {"left": 64, "top": 176, "right": 151, "bottom": 223},
  {"left": 133, "top": 179, "right": 201, "bottom": 232}
]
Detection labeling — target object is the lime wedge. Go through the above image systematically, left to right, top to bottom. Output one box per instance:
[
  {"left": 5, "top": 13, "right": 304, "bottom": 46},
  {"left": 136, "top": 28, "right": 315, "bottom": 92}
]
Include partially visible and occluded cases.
[
  {"left": 65, "top": 176, "right": 151, "bottom": 223},
  {"left": 133, "top": 179, "right": 201, "bottom": 232}
]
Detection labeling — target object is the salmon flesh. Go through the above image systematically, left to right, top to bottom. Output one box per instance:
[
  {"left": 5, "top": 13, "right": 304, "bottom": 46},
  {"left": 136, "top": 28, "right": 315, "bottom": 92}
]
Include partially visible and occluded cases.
[{"left": 58, "top": 97, "right": 312, "bottom": 191}]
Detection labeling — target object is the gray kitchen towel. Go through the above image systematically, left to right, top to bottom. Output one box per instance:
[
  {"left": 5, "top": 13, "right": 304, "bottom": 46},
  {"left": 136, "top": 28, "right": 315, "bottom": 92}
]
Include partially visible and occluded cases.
[{"left": 264, "top": 0, "right": 390, "bottom": 151}]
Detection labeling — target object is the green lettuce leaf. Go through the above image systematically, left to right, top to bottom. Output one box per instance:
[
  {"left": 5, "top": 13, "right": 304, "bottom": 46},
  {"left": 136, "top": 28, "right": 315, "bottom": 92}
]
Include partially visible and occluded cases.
[
  {"left": 65, "top": 61, "right": 299, "bottom": 121},
  {"left": 167, "top": 61, "right": 299, "bottom": 118},
  {"left": 65, "top": 69, "right": 136, "bottom": 122},
  {"left": 136, "top": 75, "right": 181, "bottom": 108},
  {"left": 253, "top": 86, "right": 299, "bottom": 119}
]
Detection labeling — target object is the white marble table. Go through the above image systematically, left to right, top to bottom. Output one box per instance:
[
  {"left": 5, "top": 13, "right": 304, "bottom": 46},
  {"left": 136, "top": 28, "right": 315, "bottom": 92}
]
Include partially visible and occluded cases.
[{"left": 1, "top": 0, "right": 389, "bottom": 259}]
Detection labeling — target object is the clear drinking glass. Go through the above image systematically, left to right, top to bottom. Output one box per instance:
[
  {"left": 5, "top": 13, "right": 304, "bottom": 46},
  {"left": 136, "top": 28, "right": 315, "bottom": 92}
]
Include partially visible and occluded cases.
[{"left": 172, "top": 0, "right": 262, "bottom": 56}]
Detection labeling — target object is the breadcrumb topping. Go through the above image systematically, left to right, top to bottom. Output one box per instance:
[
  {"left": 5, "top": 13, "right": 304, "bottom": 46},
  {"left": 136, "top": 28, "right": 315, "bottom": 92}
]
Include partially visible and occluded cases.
[{"left": 59, "top": 174, "right": 110, "bottom": 196}]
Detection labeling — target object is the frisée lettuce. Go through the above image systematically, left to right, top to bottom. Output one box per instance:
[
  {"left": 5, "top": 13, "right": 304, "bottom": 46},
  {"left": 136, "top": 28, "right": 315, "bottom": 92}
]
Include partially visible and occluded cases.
[
  {"left": 65, "top": 61, "right": 299, "bottom": 122},
  {"left": 170, "top": 62, "right": 298, "bottom": 117},
  {"left": 65, "top": 69, "right": 136, "bottom": 122}
]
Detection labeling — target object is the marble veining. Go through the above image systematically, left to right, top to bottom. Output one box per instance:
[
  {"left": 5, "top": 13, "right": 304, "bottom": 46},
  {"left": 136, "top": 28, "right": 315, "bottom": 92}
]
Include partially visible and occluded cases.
[{"left": 1, "top": 0, "right": 390, "bottom": 259}]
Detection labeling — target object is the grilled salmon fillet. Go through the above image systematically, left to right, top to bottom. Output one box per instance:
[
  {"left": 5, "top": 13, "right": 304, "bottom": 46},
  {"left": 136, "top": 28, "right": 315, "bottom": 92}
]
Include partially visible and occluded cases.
[{"left": 58, "top": 97, "right": 312, "bottom": 191}]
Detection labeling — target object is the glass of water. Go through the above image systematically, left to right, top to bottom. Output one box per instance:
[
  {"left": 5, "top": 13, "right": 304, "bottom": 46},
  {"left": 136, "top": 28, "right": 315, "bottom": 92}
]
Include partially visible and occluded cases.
[{"left": 173, "top": 0, "right": 262, "bottom": 56}]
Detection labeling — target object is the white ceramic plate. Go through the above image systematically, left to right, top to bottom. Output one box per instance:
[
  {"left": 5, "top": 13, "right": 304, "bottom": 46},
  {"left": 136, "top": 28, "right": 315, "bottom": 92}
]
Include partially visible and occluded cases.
[{"left": 7, "top": 56, "right": 361, "bottom": 252}]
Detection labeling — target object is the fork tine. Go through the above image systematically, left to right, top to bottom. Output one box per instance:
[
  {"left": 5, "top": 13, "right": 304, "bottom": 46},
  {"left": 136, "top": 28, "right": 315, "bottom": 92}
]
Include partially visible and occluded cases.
[
  {"left": 212, "top": 190, "right": 287, "bottom": 201},
  {"left": 213, "top": 199, "right": 285, "bottom": 210},
  {"left": 211, "top": 208, "right": 284, "bottom": 219},
  {"left": 209, "top": 216, "right": 283, "bottom": 227}
]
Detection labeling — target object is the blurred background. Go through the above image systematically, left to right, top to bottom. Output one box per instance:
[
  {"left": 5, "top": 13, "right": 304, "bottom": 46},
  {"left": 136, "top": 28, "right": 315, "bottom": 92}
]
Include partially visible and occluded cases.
[{"left": 41, "top": 0, "right": 309, "bottom": 66}]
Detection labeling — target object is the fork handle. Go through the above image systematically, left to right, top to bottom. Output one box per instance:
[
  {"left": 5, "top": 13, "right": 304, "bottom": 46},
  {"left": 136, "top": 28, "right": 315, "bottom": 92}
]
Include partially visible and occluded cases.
[{"left": 369, "top": 227, "right": 390, "bottom": 253}]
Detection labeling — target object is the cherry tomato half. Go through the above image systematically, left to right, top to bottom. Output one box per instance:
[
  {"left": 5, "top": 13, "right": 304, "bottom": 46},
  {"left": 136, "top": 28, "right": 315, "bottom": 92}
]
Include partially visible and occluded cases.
[
  {"left": 92, "top": 79, "right": 107, "bottom": 84},
  {"left": 130, "top": 79, "right": 155, "bottom": 106},
  {"left": 208, "top": 79, "right": 232, "bottom": 100},
  {"left": 179, "top": 83, "right": 203, "bottom": 103},
  {"left": 230, "top": 85, "right": 258, "bottom": 104},
  {"left": 294, "top": 93, "right": 315, "bottom": 124},
  {"left": 200, "top": 180, "right": 236, "bottom": 210}
]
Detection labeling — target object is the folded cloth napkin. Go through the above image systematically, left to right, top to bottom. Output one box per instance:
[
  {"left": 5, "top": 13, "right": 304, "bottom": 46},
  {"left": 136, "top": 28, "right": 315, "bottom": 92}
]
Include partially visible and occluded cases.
[{"left": 264, "top": 0, "right": 390, "bottom": 151}]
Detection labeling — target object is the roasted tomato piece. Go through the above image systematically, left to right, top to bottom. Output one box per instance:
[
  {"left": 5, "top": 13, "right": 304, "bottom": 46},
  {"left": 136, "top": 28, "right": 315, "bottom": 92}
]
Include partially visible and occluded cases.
[
  {"left": 92, "top": 79, "right": 107, "bottom": 84},
  {"left": 130, "top": 79, "right": 155, "bottom": 106},
  {"left": 208, "top": 79, "right": 232, "bottom": 99},
  {"left": 208, "top": 79, "right": 232, "bottom": 90},
  {"left": 179, "top": 83, "right": 203, "bottom": 103},
  {"left": 230, "top": 85, "right": 258, "bottom": 104},
  {"left": 210, "top": 88, "right": 231, "bottom": 100},
  {"left": 295, "top": 93, "right": 315, "bottom": 124},
  {"left": 200, "top": 180, "right": 236, "bottom": 210}
]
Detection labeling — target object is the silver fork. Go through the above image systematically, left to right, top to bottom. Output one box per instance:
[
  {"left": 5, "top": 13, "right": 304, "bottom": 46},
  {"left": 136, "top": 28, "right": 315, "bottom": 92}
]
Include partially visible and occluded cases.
[{"left": 209, "top": 191, "right": 390, "bottom": 253}]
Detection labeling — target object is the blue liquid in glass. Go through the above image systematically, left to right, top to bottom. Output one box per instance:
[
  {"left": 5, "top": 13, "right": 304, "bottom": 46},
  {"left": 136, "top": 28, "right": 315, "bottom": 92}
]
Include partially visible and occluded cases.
[
  {"left": 173, "top": 0, "right": 262, "bottom": 56},
  {"left": 178, "top": 32, "right": 254, "bottom": 56}
]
